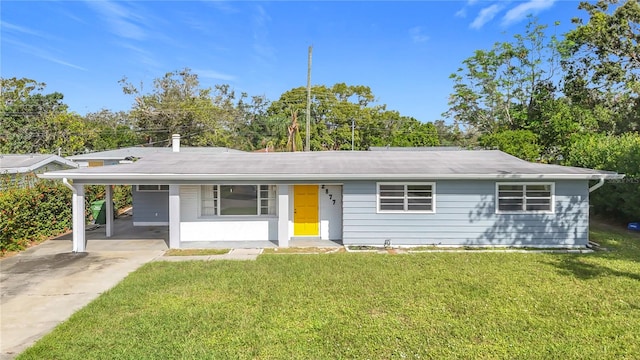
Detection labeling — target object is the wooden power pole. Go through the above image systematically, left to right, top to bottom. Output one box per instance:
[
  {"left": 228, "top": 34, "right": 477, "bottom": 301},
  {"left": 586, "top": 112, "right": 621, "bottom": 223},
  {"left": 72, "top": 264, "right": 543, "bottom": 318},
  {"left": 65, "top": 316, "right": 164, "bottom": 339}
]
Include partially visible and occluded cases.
[{"left": 305, "top": 46, "right": 312, "bottom": 152}]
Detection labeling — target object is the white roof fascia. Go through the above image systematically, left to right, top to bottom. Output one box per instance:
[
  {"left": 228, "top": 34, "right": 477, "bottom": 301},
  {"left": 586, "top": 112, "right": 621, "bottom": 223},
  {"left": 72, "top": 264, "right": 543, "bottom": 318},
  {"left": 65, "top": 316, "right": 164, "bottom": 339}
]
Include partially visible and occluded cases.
[
  {"left": 5, "top": 156, "right": 78, "bottom": 174},
  {"left": 45, "top": 157, "right": 80, "bottom": 169},
  {"left": 39, "top": 172, "right": 624, "bottom": 181}
]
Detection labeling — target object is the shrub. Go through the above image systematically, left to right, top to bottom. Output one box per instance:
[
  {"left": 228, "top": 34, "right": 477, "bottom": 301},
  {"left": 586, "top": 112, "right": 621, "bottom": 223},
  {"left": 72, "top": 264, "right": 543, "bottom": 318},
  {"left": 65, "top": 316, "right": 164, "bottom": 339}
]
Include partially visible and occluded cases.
[
  {"left": 565, "top": 132, "right": 640, "bottom": 223},
  {"left": 0, "top": 174, "right": 72, "bottom": 253},
  {"left": 85, "top": 185, "right": 132, "bottom": 222}
]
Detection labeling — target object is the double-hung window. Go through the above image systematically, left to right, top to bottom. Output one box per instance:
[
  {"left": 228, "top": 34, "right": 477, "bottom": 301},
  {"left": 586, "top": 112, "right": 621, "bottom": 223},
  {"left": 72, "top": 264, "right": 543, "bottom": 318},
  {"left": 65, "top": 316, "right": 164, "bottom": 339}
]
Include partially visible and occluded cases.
[
  {"left": 378, "top": 183, "right": 435, "bottom": 212},
  {"left": 496, "top": 183, "right": 554, "bottom": 213},
  {"left": 201, "top": 185, "right": 276, "bottom": 216}
]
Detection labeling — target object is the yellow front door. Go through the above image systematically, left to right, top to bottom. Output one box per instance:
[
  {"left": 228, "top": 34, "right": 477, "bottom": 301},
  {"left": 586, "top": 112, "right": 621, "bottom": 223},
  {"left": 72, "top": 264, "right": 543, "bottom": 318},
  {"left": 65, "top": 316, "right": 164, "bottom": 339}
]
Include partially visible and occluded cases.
[{"left": 294, "top": 185, "right": 319, "bottom": 236}]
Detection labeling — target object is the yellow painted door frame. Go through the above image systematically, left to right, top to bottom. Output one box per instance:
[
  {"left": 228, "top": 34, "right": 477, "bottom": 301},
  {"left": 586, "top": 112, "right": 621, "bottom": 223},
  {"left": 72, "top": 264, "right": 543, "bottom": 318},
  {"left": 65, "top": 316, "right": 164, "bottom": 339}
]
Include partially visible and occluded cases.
[{"left": 293, "top": 185, "right": 319, "bottom": 236}]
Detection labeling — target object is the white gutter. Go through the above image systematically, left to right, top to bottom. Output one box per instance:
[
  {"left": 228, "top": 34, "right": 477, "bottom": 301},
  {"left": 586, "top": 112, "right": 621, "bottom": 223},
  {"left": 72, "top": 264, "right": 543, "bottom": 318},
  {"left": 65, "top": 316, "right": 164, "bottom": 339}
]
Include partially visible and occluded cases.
[
  {"left": 40, "top": 172, "right": 625, "bottom": 181},
  {"left": 62, "top": 177, "right": 75, "bottom": 192},
  {"left": 589, "top": 177, "right": 606, "bottom": 193}
]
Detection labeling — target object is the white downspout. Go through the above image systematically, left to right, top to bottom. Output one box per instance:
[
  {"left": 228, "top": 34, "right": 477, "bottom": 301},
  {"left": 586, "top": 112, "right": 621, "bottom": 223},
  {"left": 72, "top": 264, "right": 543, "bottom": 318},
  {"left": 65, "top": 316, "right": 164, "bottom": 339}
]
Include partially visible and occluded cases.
[
  {"left": 587, "top": 176, "right": 607, "bottom": 249},
  {"left": 62, "top": 177, "right": 74, "bottom": 192},
  {"left": 589, "top": 177, "right": 606, "bottom": 193}
]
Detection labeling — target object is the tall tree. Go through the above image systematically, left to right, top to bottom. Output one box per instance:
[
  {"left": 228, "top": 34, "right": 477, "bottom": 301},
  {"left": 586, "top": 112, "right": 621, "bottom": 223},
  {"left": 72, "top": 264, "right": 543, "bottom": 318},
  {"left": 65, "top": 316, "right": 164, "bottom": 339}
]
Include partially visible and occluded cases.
[
  {"left": 564, "top": 0, "right": 640, "bottom": 133},
  {"left": 445, "top": 17, "right": 610, "bottom": 161},
  {"left": 445, "top": 18, "right": 563, "bottom": 134},
  {"left": 120, "top": 69, "right": 221, "bottom": 146},
  {"left": 0, "top": 77, "right": 86, "bottom": 155},
  {"left": 268, "top": 83, "right": 381, "bottom": 150},
  {"left": 269, "top": 83, "right": 439, "bottom": 150},
  {"left": 195, "top": 85, "right": 270, "bottom": 150},
  {"left": 83, "top": 110, "right": 142, "bottom": 151},
  {"left": 242, "top": 113, "right": 289, "bottom": 151}
]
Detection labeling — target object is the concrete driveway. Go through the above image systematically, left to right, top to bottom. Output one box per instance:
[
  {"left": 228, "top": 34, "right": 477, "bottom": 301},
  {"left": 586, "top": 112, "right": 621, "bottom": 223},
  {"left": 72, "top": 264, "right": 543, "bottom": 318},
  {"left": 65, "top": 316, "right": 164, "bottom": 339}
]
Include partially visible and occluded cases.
[{"left": 0, "top": 220, "right": 167, "bottom": 359}]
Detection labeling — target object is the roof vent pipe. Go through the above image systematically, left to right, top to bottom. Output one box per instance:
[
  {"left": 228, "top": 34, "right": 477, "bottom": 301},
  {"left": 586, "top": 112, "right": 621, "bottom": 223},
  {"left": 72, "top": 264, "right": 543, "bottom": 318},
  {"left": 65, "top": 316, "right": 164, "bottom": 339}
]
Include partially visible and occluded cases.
[{"left": 172, "top": 134, "right": 180, "bottom": 153}]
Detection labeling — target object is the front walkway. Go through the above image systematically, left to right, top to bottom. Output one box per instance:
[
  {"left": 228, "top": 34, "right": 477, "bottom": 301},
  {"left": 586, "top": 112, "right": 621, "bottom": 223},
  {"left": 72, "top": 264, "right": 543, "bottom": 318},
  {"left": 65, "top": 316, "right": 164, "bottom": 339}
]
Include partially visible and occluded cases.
[{"left": 156, "top": 248, "right": 263, "bottom": 262}]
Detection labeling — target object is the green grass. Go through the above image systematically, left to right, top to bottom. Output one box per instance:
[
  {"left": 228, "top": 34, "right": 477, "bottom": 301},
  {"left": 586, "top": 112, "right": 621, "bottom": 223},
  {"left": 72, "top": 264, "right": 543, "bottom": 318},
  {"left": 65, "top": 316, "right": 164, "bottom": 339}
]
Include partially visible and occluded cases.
[
  {"left": 18, "top": 223, "right": 640, "bottom": 359},
  {"left": 262, "top": 247, "right": 343, "bottom": 254}
]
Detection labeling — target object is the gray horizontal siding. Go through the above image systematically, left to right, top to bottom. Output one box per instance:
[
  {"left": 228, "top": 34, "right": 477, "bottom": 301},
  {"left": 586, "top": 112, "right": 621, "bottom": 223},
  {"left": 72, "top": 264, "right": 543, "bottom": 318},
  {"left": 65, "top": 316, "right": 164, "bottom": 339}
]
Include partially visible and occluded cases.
[
  {"left": 342, "top": 180, "right": 589, "bottom": 247},
  {"left": 132, "top": 187, "right": 169, "bottom": 223}
]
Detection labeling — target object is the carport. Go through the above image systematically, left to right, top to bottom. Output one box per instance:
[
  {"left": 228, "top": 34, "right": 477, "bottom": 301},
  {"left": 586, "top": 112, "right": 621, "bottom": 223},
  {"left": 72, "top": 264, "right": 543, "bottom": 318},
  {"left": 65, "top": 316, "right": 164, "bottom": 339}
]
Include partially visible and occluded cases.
[
  {"left": 41, "top": 136, "right": 185, "bottom": 252},
  {"left": 59, "top": 181, "right": 166, "bottom": 252},
  {"left": 53, "top": 210, "right": 169, "bottom": 251}
]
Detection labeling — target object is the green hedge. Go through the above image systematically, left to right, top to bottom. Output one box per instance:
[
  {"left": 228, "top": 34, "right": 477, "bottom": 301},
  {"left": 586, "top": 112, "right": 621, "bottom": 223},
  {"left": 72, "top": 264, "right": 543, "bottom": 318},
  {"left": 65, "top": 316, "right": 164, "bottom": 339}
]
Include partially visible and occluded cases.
[
  {"left": 565, "top": 132, "right": 640, "bottom": 223},
  {"left": 0, "top": 175, "right": 72, "bottom": 253},
  {"left": 0, "top": 176, "right": 134, "bottom": 252},
  {"left": 85, "top": 185, "right": 132, "bottom": 222}
]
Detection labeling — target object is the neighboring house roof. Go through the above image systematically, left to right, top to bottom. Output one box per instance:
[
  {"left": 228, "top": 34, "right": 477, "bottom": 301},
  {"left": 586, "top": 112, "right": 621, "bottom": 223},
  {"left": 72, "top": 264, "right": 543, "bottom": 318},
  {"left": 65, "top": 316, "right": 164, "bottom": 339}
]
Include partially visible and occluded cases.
[
  {"left": 67, "top": 146, "right": 243, "bottom": 161},
  {"left": 41, "top": 150, "right": 623, "bottom": 182},
  {"left": 1, "top": 154, "right": 78, "bottom": 174}
]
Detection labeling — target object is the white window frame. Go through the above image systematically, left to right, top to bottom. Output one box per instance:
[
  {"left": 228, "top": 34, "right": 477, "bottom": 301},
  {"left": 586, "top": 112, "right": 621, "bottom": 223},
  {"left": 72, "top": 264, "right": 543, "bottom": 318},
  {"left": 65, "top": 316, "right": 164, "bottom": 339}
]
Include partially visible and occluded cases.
[
  {"left": 377, "top": 182, "right": 436, "bottom": 213},
  {"left": 495, "top": 182, "right": 555, "bottom": 214},
  {"left": 136, "top": 184, "right": 169, "bottom": 192},
  {"left": 200, "top": 185, "right": 276, "bottom": 217},
  {"left": 201, "top": 185, "right": 218, "bottom": 216}
]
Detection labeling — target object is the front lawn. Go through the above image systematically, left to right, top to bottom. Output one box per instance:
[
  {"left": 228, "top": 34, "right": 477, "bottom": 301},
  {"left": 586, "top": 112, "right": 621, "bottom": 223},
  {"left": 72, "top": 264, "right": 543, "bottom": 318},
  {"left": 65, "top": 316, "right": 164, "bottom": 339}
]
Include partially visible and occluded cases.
[{"left": 18, "top": 224, "right": 640, "bottom": 359}]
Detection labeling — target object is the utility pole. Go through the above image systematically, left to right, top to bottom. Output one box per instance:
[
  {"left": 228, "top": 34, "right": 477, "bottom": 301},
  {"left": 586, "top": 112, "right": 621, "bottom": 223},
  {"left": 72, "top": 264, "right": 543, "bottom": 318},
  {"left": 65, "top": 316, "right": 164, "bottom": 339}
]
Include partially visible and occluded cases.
[{"left": 305, "top": 46, "right": 312, "bottom": 152}]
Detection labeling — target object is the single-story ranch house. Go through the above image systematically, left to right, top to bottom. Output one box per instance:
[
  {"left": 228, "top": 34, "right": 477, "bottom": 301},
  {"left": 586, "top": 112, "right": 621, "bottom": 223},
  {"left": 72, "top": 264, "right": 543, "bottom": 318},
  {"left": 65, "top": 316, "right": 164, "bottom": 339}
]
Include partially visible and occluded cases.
[{"left": 41, "top": 135, "right": 623, "bottom": 252}]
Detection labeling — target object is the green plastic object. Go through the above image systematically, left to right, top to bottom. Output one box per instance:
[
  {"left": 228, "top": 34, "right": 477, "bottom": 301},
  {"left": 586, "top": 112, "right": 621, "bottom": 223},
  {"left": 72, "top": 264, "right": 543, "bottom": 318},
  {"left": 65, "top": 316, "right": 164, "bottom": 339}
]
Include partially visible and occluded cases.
[{"left": 90, "top": 200, "right": 107, "bottom": 225}]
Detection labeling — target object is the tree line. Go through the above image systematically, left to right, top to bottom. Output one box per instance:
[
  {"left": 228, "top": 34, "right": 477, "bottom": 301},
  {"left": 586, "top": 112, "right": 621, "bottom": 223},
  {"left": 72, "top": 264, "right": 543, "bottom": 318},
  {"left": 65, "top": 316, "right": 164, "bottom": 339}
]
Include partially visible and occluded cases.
[
  {"left": 1, "top": 0, "right": 638, "bottom": 222},
  {"left": 0, "top": 74, "right": 441, "bottom": 155}
]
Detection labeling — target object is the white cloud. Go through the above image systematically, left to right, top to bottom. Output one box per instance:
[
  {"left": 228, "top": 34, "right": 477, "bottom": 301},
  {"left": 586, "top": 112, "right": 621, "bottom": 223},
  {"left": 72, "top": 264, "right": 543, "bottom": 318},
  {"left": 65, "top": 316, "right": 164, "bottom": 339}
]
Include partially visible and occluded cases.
[
  {"left": 84, "top": 0, "right": 148, "bottom": 40},
  {"left": 203, "top": 0, "right": 237, "bottom": 14},
  {"left": 456, "top": 0, "right": 481, "bottom": 19},
  {"left": 502, "top": 0, "right": 556, "bottom": 26},
  {"left": 470, "top": 4, "right": 503, "bottom": 29},
  {"left": 252, "top": 5, "right": 276, "bottom": 67},
  {"left": 61, "top": 10, "right": 87, "bottom": 24},
  {"left": 1, "top": 21, "right": 54, "bottom": 39},
  {"left": 409, "top": 26, "right": 429, "bottom": 43},
  {"left": 4, "top": 38, "right": 87, "bottom": 71},
  {"left": 116, "top": 42, "right": 163, "bottom": 70},
  {"left": 194, "top": 69, "right": 236, "bottom": 82}
]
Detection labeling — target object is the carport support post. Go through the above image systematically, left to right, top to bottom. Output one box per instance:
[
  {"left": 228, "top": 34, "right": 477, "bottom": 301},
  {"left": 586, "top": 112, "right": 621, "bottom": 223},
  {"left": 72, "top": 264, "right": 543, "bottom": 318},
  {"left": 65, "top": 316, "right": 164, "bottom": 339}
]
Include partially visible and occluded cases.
[
  {"left": 72, "top": 184, "right": 86, "bottom": 252},
  {"left": 105, "top": 185, "right": 114, "bottom": 238},
  {"left": 169, "top": 185, "right": 180, "bottom": 249},
  {"left": 277, "top": 185, "right": 289, "bottom": 248}
]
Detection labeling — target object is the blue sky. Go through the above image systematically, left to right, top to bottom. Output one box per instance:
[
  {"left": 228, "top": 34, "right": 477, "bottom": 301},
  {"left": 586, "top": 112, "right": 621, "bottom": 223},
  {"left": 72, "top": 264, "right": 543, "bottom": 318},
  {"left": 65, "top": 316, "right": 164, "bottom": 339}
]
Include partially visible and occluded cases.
[{"left": 2, "top": 1, "right": 583, "bottom": 123}]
